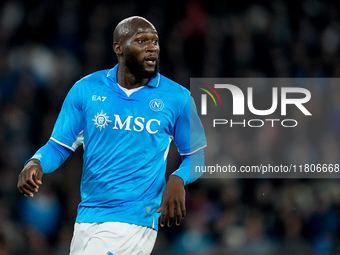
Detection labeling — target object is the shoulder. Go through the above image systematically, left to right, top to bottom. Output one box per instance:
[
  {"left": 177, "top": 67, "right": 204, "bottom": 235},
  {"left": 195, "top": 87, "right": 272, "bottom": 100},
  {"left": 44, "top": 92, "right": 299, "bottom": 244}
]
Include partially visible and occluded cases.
[
  {"left": 65, "top": 69, "right": 111, "bottom": 100},
  {"left": 75, "top": 69, "right": 110, "bottom": 86},
  {"left": 157, "top": 74, "right": 191, "bottom": 114},
  {"left": 158, "top": 74, "right": 190, "bottom": 98}
]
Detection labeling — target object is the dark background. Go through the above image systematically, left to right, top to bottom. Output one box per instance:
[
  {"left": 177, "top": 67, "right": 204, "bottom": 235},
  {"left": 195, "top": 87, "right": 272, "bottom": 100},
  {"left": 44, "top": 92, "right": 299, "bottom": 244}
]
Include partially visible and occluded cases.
[{"left": 1, "top": 0, "right": 340, "bottom": 254}]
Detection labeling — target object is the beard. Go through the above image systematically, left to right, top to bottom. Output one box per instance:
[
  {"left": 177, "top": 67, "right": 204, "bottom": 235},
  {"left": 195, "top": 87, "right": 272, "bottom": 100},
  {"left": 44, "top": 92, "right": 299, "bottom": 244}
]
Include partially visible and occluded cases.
[{"left": 124, "top": 51, "right": 159, "bottom": 80}]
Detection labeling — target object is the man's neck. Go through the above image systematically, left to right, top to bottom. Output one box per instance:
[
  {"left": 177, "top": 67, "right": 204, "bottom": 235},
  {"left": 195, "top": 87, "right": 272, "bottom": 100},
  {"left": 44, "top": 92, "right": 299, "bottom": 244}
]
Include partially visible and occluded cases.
[{"left": 117, "top": 65, "right": 149, "bottom": 89}]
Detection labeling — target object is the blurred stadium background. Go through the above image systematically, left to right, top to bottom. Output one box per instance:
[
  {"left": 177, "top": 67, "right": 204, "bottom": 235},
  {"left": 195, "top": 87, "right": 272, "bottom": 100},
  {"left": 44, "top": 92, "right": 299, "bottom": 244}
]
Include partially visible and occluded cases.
[{"left": 1, "top": 0, "right": 340, "bottom": 254}]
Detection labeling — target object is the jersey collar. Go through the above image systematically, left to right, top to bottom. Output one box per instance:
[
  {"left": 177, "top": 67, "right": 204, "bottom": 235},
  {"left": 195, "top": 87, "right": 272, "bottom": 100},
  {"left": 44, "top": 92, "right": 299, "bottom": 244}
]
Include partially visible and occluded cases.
[{"left": 106, "top": 64, "right": 160, "bottom": 88}]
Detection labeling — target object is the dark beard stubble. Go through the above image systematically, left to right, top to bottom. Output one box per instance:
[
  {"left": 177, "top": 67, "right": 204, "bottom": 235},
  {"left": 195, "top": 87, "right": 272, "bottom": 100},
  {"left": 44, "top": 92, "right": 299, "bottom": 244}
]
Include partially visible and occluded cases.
[{"left": 124, "top": 51, "right": 159, "bottom": 80}]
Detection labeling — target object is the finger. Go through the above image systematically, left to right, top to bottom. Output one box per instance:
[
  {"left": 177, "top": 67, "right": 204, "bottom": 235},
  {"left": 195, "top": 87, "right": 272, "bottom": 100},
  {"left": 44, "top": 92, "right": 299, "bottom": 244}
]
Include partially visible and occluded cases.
[
  {"left": 34, "top": 171, "right": 43, "bottom": 185},
  {"left": 25, "top": 179, "right": 39, "bottom": 192},
  {"left": 24, "top": 183, "right": 36, "bottom": 193},
  {"left": 17, "top": 185, "right": 26, "bottom": 195},
  {"left": 19, "top": 185, "right": 34, "bottom": 197},
  {"left": 180, "top": 201, "right": 186, "bottom": 219},
  {"left": 167, "top": 202, "right": 175, "bottom": 227},
  {"left": 175, "top": 202, "right": 183, "bottom": 226},
  {"left": 157, "top": 205, "right": 165, "bottom": 227},
  {"left": 159, "top": 205, "right": 167, "bottom": 227},
  {"left": 159, "top": 213, "right": 165, "bottom": 227},
  {"left": 167, "top": 217, "right": 174, "bottom": 227}
]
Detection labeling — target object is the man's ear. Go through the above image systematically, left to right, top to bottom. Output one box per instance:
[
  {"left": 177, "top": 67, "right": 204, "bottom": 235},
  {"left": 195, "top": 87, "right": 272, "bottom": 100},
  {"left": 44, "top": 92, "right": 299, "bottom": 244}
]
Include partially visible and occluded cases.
[{"left": 113, "top": 42, "right": 123, "bottom": 55}]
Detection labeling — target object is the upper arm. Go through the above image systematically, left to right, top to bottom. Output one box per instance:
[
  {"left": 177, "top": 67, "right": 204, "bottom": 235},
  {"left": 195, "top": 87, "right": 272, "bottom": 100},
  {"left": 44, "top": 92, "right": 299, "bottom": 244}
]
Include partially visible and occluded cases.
[
  {"left": 51, "top": 82, "right": 85, "bottom": 150},
  {"left": 172, "top": 96, "right": 207, "bottom": 156}
]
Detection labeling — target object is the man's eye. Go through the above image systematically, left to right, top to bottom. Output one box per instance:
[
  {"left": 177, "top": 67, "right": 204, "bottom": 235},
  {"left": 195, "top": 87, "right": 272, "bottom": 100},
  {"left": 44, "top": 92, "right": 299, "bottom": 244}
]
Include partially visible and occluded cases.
[
  {"left": 138, "top": 39, "right": 145, "bottom": 43},
  {"left": 153, "top": 40, "right": 158, "bottom": 44}
]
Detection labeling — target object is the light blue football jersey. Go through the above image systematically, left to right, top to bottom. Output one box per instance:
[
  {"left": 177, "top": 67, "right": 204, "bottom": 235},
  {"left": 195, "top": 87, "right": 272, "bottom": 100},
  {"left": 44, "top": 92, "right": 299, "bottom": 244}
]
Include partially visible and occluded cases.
[{"left": 50, "top": 64, "right": 206, "bottom": 230}]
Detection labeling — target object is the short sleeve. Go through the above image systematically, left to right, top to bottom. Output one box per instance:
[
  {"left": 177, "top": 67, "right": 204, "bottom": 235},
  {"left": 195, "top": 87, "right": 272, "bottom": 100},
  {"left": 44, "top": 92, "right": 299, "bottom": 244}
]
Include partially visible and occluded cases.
[
  {"left": 50, "top": 82, "right": 84, "bottom": 151},
  {"left": 173, "top": 96, "right": 207, "bottom": 155}
]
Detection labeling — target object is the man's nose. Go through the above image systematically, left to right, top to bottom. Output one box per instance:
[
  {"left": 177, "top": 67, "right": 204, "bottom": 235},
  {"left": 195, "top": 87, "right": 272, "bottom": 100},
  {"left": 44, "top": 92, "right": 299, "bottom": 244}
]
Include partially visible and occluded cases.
[{"left": 146, "top": 42, "right": 158, "bottom": 52}]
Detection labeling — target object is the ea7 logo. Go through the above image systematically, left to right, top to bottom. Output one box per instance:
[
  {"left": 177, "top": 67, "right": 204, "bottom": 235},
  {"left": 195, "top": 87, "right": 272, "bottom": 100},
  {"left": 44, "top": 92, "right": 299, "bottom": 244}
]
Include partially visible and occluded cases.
[
  {"left": 201, "top": 84, "right": 312, "bottom": 116},
  {"left": 92, "top": 95, "right": 107, "bottom": 101}
]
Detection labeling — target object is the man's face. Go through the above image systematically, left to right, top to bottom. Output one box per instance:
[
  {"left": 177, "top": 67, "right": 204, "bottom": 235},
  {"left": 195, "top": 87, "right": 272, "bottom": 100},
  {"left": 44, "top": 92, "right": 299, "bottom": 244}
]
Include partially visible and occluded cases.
[{"left": 123, "top": 26, "right": 160, "bottom": 79}]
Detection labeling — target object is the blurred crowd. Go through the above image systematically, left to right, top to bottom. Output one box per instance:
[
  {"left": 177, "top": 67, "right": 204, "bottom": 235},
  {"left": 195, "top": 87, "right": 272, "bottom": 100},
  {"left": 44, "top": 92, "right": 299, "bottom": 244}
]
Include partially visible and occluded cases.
[{"left": 1, "top": 0, "right": 340, "bottom": 254}]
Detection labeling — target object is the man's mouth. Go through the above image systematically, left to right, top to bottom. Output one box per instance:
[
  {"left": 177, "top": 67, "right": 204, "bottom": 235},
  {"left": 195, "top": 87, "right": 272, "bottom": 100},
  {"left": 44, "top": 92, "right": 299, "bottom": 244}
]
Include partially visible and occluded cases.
[{"left": 144, "top": 57, "right": 157, "bottom": 66}]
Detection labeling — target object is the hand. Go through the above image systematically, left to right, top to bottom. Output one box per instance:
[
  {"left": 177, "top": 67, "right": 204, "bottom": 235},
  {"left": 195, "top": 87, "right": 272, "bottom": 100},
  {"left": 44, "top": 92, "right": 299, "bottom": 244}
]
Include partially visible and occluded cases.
[
  {"left": 17, "top": 159, "right": 43, "bottom": 197},
  {"left": 156, "top": 175, "right": 186, "bottom": 227}
]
